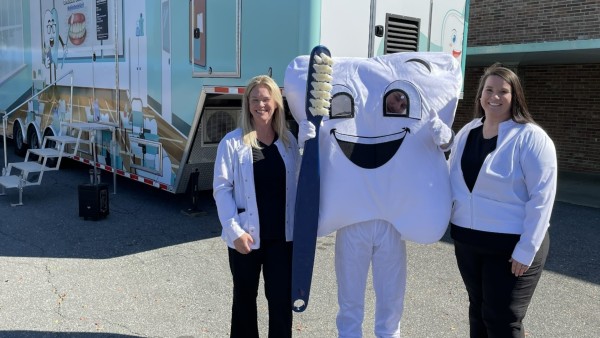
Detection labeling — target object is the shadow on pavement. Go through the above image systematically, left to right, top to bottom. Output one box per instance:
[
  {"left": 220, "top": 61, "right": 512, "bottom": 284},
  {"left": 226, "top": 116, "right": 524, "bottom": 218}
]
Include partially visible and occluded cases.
[
  {"left": 1, "top": 141, "right": 598, "bottom": 285},
  {"left": 0, "top": 145, "right": 221, "bottom": 259},
  {"left": 542, "top": 201, "right": 600, "bottom": 284},
  {"left": 0, "top": 332, "right": 143, "bottom": 338}
]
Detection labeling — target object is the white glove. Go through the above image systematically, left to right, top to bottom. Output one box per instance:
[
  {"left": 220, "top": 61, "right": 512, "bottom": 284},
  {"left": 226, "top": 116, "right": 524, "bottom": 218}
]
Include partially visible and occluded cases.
[
  {"left": 429, "top": 110, "right": 454, "bottom": 150},
  {"left": 298, "top": 119, "right": 316, "bottom": 153}
]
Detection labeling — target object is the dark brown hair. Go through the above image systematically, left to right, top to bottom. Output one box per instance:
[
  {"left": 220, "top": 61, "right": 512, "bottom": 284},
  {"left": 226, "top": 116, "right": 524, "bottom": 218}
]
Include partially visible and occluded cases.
[{"left": 473, "top": 63, "right": 535, "bottom": 124}]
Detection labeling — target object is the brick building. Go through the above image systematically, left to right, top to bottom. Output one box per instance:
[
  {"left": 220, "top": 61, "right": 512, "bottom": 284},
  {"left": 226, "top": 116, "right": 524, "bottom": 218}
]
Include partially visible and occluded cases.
[{"left": 456, "top": 0, "right": 600, "bottom": 174}]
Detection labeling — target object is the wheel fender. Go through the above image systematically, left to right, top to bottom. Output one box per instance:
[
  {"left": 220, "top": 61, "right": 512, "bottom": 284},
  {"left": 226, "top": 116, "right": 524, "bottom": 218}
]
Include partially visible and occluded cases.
[
  {"left": 12, "top": 118, "right": 26, "bottom": 141},
  {"left": 44, "top": 126, "right": 57, "bottom": 139}
]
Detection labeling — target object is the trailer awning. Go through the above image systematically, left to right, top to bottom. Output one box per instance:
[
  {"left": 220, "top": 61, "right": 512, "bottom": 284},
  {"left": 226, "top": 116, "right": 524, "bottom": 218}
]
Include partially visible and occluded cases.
[{"left": 465, "top": 39, "right": 600, "bottom": 66}]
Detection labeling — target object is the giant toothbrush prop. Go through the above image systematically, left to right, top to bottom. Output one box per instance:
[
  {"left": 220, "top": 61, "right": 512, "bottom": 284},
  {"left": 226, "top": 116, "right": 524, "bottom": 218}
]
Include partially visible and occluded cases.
[
  {"left": 289, "top": 45, "right": 333, "bottom": 312},
  {"left": 285, "top": 51, "right": 462, "bottom": 312}
]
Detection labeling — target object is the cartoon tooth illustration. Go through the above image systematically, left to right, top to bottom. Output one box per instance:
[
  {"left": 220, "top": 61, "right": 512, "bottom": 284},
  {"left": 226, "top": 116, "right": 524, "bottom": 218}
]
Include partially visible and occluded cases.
[
  {"left": 42, "top": 7, "right": 67, "bottom": 82},
  {"left": 43, "top": 8, "right": 60, "bottom": 68},
  {"left": 442, "top": 10, "right": 464, "bottom": 60}
]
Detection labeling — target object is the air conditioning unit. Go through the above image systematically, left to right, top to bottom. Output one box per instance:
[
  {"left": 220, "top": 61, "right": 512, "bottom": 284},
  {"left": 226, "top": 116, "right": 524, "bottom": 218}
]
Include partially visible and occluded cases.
[{"left": 202, "top": 108, "right": 240, "bottom": 145}]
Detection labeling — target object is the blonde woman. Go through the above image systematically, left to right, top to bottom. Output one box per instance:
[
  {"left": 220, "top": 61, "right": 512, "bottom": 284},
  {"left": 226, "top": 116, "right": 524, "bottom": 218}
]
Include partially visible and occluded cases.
[{"left": 213, "top": 75, "right": 300, "bottom": 338}]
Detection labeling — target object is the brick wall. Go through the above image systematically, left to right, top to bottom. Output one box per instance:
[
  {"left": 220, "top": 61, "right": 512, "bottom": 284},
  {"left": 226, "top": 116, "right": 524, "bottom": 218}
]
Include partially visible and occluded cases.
[
  {"left": 468, "top": 0, "right": 600, "bottom": 46},
  {"left": 455, "top": 64, "right": 600, "bottom": 173}
]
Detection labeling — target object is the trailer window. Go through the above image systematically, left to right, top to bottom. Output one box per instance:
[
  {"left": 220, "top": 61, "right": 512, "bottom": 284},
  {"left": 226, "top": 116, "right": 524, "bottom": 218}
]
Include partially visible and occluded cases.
[{"left": 0, "top": 0, "right": 25, "bottom": 84}]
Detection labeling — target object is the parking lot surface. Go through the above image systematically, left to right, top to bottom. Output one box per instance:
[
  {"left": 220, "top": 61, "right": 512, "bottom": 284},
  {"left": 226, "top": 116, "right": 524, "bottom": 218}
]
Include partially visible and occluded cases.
[{"left": 0, "top": 144, "right": 599, "bottom": 337}]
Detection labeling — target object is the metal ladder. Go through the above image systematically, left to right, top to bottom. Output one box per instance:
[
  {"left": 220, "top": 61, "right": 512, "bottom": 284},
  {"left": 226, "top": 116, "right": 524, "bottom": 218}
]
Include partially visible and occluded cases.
[{"left": 0, "top": 133, "right": 82, "bottom": 206}]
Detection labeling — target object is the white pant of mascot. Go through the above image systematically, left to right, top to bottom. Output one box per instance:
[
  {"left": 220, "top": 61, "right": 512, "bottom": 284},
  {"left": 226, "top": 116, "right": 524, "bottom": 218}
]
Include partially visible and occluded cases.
[{"left": 285, "top": 51, "right": 462, "bottom": 337}]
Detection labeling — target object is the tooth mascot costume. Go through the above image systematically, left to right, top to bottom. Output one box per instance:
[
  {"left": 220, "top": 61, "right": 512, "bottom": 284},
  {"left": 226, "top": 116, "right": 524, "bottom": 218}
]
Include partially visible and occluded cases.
[{"left": 284, "top": 52, "right": 462, "bottom": 337}]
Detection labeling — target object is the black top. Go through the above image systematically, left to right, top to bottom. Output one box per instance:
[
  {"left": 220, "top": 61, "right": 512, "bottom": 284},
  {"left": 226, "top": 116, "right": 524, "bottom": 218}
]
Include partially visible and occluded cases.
[
  {"left": 460, "top": 125, "right": 497, "bottom": 192},
  {"left": 252, "top": 135, "right": 286, "bottom": 240}
]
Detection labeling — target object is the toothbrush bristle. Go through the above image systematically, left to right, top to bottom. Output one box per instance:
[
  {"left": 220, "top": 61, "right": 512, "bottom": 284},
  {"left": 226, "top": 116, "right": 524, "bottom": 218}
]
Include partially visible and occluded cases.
[{"left": 309, "top": 53, "right": 334, "bottom": 117}]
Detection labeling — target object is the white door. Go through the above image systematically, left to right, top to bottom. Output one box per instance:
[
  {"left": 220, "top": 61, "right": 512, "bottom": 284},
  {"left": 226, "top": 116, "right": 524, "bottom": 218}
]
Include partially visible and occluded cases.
[
  {"left": 161, "top": 0, "right": 172, "bottom": 123},
  {"left": 130, "top": 35, "right": 148, "bottom": 106}
]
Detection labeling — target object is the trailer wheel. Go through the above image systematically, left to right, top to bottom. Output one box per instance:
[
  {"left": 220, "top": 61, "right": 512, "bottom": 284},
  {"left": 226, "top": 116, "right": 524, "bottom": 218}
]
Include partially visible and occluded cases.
[
  {"left": 13, "top": 123, "right": 28, "bottom": 156},
  {"left": 27, "top": 128, "right": 40, "bottom": 161},
  {"left": 43, "top": 129, "right": 58, "bottom": 168}
]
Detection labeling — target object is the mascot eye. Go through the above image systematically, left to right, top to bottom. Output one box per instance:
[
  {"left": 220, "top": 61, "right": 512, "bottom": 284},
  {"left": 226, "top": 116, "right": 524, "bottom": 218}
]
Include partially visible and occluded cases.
[
  {"left": 384, "top": 89, "right": 409, "bottom": 117},
  {"left": 330, "top": 92, "right": 354, "bottom": 119}
]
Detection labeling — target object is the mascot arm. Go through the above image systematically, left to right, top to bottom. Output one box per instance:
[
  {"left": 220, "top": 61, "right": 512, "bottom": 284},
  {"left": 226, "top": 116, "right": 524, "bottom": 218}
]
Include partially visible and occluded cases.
[{"left": 429, "top": 109, "right": 454, "bottom": 151}]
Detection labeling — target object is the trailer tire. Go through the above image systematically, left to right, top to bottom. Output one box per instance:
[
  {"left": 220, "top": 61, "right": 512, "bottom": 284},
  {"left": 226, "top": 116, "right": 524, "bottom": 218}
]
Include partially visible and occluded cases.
[
  {"left": 13, "top": 123, "right": 28, "bottom": 157},
  {"left": 27, "top": 128, "right": 40, "bottom": 161},
  {"left": 43, "top": 129, "right": 58, "bottom": 168}
]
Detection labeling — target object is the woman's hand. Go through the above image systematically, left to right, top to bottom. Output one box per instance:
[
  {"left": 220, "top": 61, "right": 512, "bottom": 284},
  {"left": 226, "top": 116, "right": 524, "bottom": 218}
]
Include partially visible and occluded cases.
[
  {"left": 233, "top": 232, "right": 254, "bottom": 254},
  {"left": 509, "top": 258, "right": 529, "bottom": 277}
]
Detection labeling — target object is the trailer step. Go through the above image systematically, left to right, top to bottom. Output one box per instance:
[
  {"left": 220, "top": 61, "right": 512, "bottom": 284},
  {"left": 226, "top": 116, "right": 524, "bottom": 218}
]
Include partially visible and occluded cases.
[
  {"left": 1, "top": 117, "right": 118, "bottom": 206},
  {"left": 46, "top": 135, "right": 79, "bottom": 144},
  {"left": 28, "top": 148, "right": 63, "bottom": 158},
  {"left": 11, "top": 161, "right": 49, "bottom": 173},
  {"left": 0, "top": 175, "right": 22, "bottom": 189}
]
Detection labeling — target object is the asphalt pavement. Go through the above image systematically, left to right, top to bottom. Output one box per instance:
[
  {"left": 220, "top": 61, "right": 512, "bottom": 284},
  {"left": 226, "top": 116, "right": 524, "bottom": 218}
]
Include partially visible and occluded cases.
[{"left": 0, "top": 142, "right": 598, "bottom": 337}]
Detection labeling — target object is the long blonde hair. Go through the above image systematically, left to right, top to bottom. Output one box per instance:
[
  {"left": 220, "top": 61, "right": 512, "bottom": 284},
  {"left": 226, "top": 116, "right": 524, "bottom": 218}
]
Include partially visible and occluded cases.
[{"left": 240, "top": 75, "right": 290, "bottom": 148}]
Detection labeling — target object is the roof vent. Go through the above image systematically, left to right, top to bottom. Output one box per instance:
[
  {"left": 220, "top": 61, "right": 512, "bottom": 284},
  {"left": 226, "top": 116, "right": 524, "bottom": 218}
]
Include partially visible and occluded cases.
[{"left": 384, "top": 14, "right": 420, "bottom": 54}]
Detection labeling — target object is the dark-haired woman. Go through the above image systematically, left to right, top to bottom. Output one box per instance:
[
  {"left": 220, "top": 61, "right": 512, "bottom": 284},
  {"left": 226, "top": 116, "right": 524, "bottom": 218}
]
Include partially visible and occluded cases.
[{"left": 448, "top": 64, "right": 557, "bottom": 338}]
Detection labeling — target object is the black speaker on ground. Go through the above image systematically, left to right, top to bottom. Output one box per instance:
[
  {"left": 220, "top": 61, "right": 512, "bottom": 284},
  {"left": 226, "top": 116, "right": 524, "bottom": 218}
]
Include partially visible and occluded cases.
[{"left": 78, "top": 183, "right": 110, "bottom": 220}]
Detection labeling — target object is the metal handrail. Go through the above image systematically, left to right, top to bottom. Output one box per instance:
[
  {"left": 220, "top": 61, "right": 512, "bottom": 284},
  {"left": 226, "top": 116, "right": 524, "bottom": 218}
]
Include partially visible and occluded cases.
[{"left": 2, "top": 70, "right": 74, "bottom": 171}]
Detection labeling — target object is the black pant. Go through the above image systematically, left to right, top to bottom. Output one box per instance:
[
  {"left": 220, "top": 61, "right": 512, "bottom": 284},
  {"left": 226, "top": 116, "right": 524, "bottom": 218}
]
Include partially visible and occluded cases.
[
  {"left": 454, "top": 232, "right": 549, "bottom": 338},
  {"left": 228, "top": 240, "right": 293, "bottom": 338}
]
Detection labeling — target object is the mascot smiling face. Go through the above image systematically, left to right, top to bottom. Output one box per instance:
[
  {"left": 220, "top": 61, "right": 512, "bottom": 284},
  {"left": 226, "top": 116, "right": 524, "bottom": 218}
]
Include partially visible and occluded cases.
[{"left": 284, "top": 52, "right": 462, "bottom": 243}]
